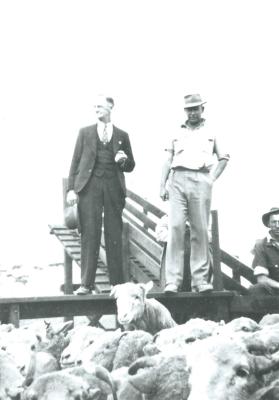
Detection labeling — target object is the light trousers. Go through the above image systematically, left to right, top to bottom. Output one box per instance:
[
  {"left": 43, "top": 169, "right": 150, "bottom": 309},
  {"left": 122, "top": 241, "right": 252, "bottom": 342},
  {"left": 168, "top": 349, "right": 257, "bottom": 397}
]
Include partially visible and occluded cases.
[{"left": 165, "top": 169, "right": 212, "bottom": 290}]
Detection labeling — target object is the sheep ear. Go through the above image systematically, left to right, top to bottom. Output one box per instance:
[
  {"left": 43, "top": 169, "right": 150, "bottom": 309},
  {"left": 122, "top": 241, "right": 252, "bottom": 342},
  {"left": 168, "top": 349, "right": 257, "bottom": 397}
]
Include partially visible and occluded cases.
[
  {"left": 144, "top": 281, "right": 154, "bottom": 294},
  {"left": 55, "top": 320, "right": 74, "bottom": 335}
]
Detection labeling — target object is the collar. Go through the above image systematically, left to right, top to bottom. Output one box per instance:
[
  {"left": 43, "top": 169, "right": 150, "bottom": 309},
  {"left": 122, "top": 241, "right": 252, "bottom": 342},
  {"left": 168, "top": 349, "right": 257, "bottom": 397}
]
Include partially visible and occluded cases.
[
  {"left": 181, "top": 119, "right": 206, "bottom": 130},
  {"left": 266, "top": 232, "right": 279, "bottom": 247}
]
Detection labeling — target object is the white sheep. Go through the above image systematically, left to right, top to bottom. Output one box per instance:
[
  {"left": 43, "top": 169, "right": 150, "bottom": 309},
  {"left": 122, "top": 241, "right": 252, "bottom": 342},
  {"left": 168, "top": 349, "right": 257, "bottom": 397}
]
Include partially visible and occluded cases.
[
  {"left": 110, "top": 281, "right": 177, "bottom": 334},
  {"left": 259, "top": 313, "right": 279, "bottom": 327},
  {"left": 153, "top": 317, "right": 219, "bottom": 350},
  {"left": 60, "top": 325, "right": 104, "bottom": 368},
  {"left": 79, "top": 329, "right": 153, "bottom": 371},
  {"left": 0, "top": 348, "right": 25, "bottom": 399}
]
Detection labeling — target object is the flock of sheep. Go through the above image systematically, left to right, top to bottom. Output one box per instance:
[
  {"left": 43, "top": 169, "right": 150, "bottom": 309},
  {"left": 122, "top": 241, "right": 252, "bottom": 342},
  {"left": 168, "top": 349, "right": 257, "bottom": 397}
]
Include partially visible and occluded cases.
[{"left": 1, "top": 280, "right": 279, "bottom": 399}]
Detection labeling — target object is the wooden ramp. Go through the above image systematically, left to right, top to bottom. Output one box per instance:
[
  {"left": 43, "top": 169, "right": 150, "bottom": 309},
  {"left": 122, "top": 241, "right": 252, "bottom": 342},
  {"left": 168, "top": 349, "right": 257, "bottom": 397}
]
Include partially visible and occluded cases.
[
  {"left": 1, "top": 187, "right": 277, "bottom": 327},
  {"left": 48, "top": 225, "right": 111, "bottom": 294}
]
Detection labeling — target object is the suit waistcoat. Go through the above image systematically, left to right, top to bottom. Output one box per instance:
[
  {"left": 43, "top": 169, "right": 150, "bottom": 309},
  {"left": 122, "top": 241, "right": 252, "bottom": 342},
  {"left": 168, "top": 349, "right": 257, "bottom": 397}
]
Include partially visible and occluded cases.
[{"left": 93, "top": 136, "right": 116, "bottom": 177}]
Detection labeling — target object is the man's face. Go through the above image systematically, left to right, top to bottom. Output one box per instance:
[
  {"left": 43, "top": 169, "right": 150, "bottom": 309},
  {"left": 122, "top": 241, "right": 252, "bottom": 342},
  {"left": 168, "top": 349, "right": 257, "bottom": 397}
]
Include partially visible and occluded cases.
[
  {"left": 94, "top": 96, "right": 113, "bottom": 122},
  {"left": 184, "top": 105, "right": 204, "bottom": 124},
  {"left": 269, "top": 214, "right": 279, "bottom": 237}
]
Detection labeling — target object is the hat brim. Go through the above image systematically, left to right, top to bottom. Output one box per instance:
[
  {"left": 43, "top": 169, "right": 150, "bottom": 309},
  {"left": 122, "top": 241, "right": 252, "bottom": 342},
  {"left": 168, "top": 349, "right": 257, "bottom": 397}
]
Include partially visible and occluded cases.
[
  {"left": 184, "top": 101, "right": 207, "bottom": 109},
  {"left": 262, "top": 208, "right": 279, "bottom": 227}
]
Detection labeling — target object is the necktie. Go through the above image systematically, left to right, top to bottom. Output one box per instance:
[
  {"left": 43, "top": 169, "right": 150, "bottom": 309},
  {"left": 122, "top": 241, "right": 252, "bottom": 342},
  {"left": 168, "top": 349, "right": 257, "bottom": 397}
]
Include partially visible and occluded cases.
[{"left": 102, "top": 125, "right": 108, "bottom": 144}]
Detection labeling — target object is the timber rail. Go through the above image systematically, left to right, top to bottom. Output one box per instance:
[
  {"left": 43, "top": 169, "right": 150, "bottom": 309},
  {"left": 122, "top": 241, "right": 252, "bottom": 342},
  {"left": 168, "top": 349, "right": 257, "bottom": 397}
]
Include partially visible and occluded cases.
[{"left": 0, "top": 182, "right": 278, "bottom": 327}]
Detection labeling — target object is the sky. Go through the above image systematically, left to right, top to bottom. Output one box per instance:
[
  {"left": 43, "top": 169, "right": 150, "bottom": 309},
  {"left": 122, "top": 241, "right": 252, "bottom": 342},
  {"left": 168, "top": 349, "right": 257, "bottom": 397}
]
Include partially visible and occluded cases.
[{"left": 0, "top": 0, "right": 278, "bottom": 267}]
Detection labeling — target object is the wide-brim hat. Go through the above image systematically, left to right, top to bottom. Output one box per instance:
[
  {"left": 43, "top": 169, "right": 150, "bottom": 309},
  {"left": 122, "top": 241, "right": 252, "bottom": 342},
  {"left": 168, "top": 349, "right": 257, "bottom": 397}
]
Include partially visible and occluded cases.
[
  {"left": 184, "top": 94, "right": 206, "bottom": 108},
  {"left": 64, "top": 203, "right": 80, "bottom": 230},
  {"left": 262, "top": 207, "right": 279, "bottom": 227}
]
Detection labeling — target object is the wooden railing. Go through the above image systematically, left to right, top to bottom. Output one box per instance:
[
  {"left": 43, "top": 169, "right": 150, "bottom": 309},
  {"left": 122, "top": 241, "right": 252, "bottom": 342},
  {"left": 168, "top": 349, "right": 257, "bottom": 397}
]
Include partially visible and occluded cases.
[{"left": 123, "top": 189, "right": 255, "bottom": 294}]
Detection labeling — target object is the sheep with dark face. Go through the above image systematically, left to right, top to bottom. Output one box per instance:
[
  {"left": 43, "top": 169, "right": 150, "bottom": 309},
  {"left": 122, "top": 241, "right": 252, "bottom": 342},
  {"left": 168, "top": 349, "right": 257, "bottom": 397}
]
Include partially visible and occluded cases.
[{"left": 110, "top": 281, "right": 177, "bottom": 335}]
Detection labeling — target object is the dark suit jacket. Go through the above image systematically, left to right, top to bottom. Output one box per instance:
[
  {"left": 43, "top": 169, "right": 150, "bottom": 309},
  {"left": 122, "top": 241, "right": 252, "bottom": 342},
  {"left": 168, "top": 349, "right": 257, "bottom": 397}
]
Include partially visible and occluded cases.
[{"left": 67, "top": 124, "right": 135, "bottom": 195}]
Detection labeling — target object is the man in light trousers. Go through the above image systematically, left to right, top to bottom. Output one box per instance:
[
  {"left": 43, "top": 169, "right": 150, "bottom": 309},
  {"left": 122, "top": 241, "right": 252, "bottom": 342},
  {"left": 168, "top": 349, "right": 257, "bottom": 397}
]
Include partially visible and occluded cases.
[{"left": 160, "top": 94, "right": 229, "bottom": 293}]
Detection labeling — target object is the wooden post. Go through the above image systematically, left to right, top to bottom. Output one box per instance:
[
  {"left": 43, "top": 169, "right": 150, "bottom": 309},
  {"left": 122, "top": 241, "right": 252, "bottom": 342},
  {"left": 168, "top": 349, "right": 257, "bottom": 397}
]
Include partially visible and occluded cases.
[
  {"left": 62, "top": 178, "right": 74, "bottom": 295},
  {"left": 211, "top": 210, "right": 224, "bottom": 291},
  {"left": 122, "top": 222, "right": 130, "bottom": 282},
  {"left": 64, "top": 251, "right": 73, "bottom": 294},
  {"left": 9, "top": 304, "right": 20, "bottom": 327}
]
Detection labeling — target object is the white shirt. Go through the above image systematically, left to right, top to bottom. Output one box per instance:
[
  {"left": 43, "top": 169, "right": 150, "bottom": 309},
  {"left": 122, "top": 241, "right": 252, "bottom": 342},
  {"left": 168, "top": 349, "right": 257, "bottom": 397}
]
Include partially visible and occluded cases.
[
  {"left": 166, "top": 120, "right": 229, "bottom": 170},
  {"left": 97, "top": 121, "right": 113, "bottom": 142}
]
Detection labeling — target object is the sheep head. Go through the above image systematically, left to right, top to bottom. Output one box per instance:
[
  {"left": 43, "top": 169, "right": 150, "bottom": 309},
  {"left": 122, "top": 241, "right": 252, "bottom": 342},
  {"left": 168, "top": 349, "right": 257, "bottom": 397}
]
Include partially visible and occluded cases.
[{"left": 110, "top": 281, "right": 153, "bottom": 327}]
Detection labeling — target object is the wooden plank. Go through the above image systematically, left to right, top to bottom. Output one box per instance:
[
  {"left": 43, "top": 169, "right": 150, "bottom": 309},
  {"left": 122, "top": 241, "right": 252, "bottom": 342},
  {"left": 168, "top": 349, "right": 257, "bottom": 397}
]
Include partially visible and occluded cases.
[
  {"left": 126, "top": 189, "right": 165, "bottom": 219},
  {"left": 125, "top": 203, "right": 156, "bottom": 231},
  {"left": 123, "top": 212, "right": 156, "bottom": 242},
  {"left": 129, "top": 224, "right": 163, "bottom": 262},
  {"left": 129, "top": 242, "right": 160, "bottom": 279},
  {"left": 221, "top": 250, "right": 255, "bottom": 284},
  {"left": 129, "top": 258, "right": 160, "bottom": 286},
  {"left": 222, "top": 274, "right": 249, "bottom": 295},
  {"left": 0, "top": 291, "right": 235, "bottom": 325},
  {"left": 230, "top": 295, "right": 279, "bottom": 315}
]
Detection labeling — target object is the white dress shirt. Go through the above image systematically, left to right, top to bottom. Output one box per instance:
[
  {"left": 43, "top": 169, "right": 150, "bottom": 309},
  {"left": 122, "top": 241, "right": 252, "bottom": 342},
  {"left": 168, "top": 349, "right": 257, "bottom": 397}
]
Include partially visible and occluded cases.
[{"left": 97, "top": 121, "right": 113, "bottom": 142}]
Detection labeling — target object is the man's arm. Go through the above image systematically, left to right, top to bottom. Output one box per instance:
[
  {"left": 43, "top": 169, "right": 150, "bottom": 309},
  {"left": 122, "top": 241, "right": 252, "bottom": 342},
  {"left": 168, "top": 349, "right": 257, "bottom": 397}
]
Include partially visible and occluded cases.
[
  {"left": 211, "top": 138, "right": 230, "bottom": 181},
  {"left": 160, "top": 151, "right": 173, "bottom": 201},
  {"left": 210, "top": 159, "right": 228, "bottom": 181},
  {"left": 256, "top": 274, "right": 279, "bottom": 289}
]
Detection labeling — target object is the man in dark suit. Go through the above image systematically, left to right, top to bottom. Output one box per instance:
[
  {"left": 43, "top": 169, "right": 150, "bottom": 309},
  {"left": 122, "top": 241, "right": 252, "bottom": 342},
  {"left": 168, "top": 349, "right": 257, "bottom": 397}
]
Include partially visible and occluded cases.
[{"left": 66, "top": 95, "right": 135, "bottom": 294}]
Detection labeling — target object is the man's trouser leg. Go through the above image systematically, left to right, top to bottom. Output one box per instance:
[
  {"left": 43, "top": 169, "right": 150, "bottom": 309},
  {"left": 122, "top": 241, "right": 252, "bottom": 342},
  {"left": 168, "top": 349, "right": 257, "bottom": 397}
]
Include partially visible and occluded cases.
[
  {"left": 165, "top": 171, "right": 188, "bottom": 289},
  {"left": 187, "top": 171, "right": 212, "bottom": 290},
  {"left": 78, "top": 175, "right": 103, "bottom": 288},
  {"left": 103, "top": 175, "right": 125, "bottom": 285}
]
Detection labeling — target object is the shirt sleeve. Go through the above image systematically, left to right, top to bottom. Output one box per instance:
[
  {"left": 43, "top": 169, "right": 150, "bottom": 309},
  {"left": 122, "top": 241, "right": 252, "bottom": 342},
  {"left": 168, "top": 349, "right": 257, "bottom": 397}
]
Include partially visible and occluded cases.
[
  {"left": 213, "top": 138, "right": 230, "bottom": 161},
  {"left": 251, "top": 241, "right": 270, "bottom": 276}
]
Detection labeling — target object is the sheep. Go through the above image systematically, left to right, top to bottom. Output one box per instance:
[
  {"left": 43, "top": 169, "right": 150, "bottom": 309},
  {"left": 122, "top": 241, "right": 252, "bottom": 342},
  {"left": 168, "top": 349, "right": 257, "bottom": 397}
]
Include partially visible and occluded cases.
[
  {"left": 110, "top": 281, "right": 177, "bottom": 334},
  {"left": 259, "top": 314, "right": 279, "bottom": 327},
  {"left": 213, "top": 316, "right": 261, "bottom": 337},
  {"left": 154, "top": 317, "right": 218, "bottom": 348},
  {"left": 142, "top": 318, "right": 219, "bottom": 356},
  {"left": 22, "top": 321, "right": 73, "bottom": 385},
  {"left": 60, "top": 325, "right": 104, "bottom": 368},
  {"left": 79, "top": 329, "right": 153, "bottom": 371},
  {"left": 127, "top": 335, "right": 279, "bottom": 400},
  {"left": 0, "top": 348, "right": 25, "bottom": 399},
  {"left": 23, "top": 348, "right": 60, "bottom": 387},
  {"left": 128, "top": 352, "right": 190, "bottom": 400},
  {"left": 22, "top": 363, "right": 117, "bottom": 400},
  {"left": 110, "top": 366, "right": 144, "bottom": 400}
]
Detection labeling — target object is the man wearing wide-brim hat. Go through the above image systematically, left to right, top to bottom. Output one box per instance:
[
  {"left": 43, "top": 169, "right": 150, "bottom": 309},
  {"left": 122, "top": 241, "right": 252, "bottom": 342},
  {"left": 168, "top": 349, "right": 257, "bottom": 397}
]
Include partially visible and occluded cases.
[
  {"left": 160, "top": 94, "right": 230, "bottom": 294},
  {"left": 249, "top": 207, "right": 279, "bottom": 296}
]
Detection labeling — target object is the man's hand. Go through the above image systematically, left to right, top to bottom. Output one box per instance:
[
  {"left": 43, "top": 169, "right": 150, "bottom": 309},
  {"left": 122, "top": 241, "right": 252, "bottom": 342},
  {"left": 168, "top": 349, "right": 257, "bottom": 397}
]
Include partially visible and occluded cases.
[
  {"left": 115, "top": 150, "right": 128, "bottom": 163},
  {"left": 160, "top": 186, "right": 169, "bottom": 201},
  {"left": 66, "top": 190, "right": 78, "bottom": 206}
]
